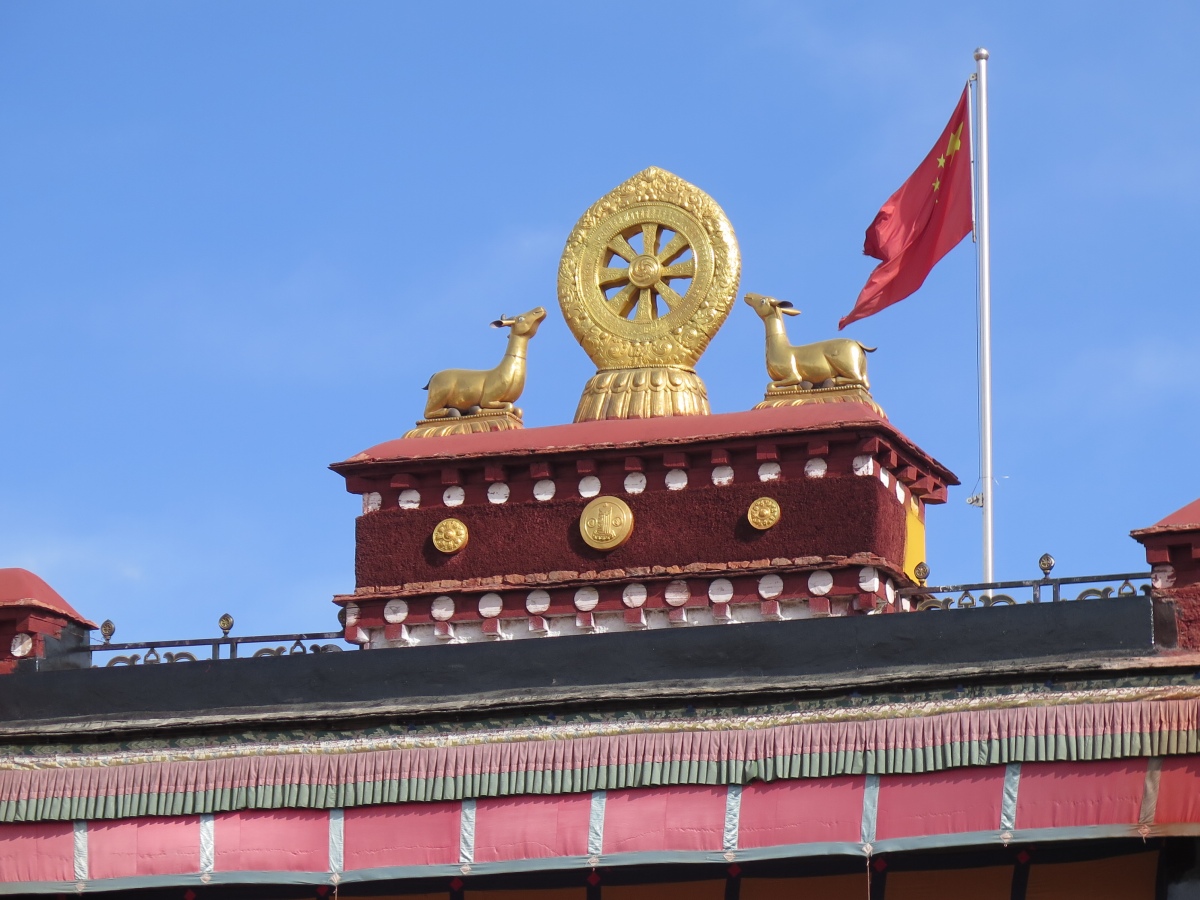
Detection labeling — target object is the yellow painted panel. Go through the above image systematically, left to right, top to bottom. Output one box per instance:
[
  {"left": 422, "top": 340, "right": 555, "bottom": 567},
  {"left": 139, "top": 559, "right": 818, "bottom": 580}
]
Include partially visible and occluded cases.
[
  {"left": 903, "top": 500, "right": 926, "bottom": 582},
  {"left": 1025, "top": 851, "right": 1158, "bottom": 900},
  {"left": 887, "top": 865, "right": 1012, "bottom": 900},
  {"left": 741, "top": 874, "right": 866, "bottom": 900},
  {"left": 605, "top": 881, "right": 724, "bottom": 900}
]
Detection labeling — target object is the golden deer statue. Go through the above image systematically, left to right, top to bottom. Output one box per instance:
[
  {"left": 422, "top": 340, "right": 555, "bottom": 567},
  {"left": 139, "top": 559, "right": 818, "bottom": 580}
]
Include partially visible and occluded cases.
[
  {"left": 744, "top": 293, "right": 875, "bottom": 390},
  {"left": 422, "top": 307, "right": 547, "bottom": 419}
]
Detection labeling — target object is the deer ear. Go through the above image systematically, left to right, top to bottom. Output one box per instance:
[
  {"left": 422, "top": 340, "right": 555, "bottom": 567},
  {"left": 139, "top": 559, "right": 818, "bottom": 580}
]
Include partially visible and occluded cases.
[
  {"left": 776, "top": 300, "right": 794, "bottom": 308},
  {"left": 781, "top": 307, "right": 801, "bottom": 316},
  {"left": 490, "top": 320, "right": 506, "bottom": 328}
]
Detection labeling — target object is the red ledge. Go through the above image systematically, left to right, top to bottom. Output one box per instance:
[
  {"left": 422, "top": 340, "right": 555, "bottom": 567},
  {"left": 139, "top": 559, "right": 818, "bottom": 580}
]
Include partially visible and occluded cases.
[{"left": 332, "top": 405, "right": 957, "bottom": 485}]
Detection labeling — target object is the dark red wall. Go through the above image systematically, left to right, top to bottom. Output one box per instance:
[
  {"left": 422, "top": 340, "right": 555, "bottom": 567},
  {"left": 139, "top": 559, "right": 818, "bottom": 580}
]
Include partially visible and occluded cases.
[{"left": 355, "top": 476, "right": 906, "bottom": 588}]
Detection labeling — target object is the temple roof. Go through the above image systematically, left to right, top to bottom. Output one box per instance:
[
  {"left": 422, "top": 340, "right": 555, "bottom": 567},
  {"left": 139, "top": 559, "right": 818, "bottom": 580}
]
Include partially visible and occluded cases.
[
  {"left": 334, "top": 404, "right": 959, "bottom": 485},
  {"left": 1131, "top": 497, "right": 1200, "bottom": 537},
  {"left": 0, "top": 568, "right": 96, "bottom": 628}
]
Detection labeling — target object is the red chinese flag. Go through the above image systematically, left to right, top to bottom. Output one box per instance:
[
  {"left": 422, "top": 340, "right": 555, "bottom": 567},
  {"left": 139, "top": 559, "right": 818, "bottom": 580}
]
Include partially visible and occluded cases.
[{"left": 839, "top": 87, "right": 973, "bottom": 329}]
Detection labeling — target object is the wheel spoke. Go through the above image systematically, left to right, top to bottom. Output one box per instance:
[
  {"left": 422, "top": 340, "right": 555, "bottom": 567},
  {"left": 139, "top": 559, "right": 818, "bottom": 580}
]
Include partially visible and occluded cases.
[
  {"left": 641, "top": 223, "right": 660, "bottom": 256},
  {"left": 657, "top": 233, "right": 689, "bottom": 264},
  {"left": 608, "top": 235, "right": 639, "bottom": 262},
  {"left": 661, "top": 259, "right": 694, "bottom": 279},
  {"left": 598, "top": 266, "right": 630, "bottom": 287},
  {"left": 655, "top": 281, "right": 684, "bottom": 310},
  {"left": 610, "top": 284, "right": 638, "bottom": 317},
  {"left": 634, "top": 289, "right": 654, "bottom": 320}
]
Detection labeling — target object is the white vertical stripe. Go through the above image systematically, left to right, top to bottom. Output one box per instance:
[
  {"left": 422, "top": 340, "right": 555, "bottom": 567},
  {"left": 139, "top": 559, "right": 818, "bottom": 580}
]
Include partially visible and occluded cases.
[
  {"left": 1140, "top": 758, "right": 1163, "bottom": 826},
  {"left": 1000, "top": 762, "right": 1021, "bottom": 831},
  {"left": 860, "top": 774, "right": 880, "bottom": 845},
  {"left": 723, "top": 785, "right": 743, "bottom": 853},
  {"left": 587, "top": 791, "right": 607, "bottom": 859},
  {"left": 459, "top": 799, "right": 476, "bottom": 866},
  {"left": 328, "top": 808, "right": 344, "bottom": 874},
  {"left": 199, "top": 813, "right": 215, "bottom": 874},
  {"left": 72, "top": 821, "right": 87, "bottom": 882}
]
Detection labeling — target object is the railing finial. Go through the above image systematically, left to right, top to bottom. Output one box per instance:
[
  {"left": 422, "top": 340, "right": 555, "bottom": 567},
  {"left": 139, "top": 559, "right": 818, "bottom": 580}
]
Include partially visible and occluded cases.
[
  {"left": 1038, "top": 553, "right": 1056, "bottom": 577},
  {"left": 913, "top": 561, "right": 929, "bottom": 587},
  {"left": 218, "top": 613, "right": 234, "bottom": 638}
]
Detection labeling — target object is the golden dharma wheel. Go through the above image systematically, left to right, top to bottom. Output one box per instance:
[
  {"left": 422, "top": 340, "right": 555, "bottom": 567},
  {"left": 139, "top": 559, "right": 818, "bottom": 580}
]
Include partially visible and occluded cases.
[
  {"left": 558, "top": 167, "right": 741, "bottom": 421},
  {"left": 747, "top": 497, "right": 782, "bottom": 531},
  {"left": 432, "top": 518, "right": 469, "bottom": 554}
]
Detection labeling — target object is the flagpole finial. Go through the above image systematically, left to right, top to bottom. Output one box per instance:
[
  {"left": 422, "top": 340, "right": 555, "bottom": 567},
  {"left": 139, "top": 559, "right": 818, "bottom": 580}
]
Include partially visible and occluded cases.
[{"left": 974, "top": 47, "right": 990, "bottom": 61}]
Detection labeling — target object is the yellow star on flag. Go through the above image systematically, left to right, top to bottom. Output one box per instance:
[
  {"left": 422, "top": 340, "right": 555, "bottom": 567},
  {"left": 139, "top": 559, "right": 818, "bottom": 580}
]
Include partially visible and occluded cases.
[
  {"left": 945, "top": 123, "right": 963, "bottom": 159},
  {"left": 937, "top": 155, "right": 946, "bottom": 168},
  {"left": 932, "top": 177, "right": 941, "bottom": 192}
]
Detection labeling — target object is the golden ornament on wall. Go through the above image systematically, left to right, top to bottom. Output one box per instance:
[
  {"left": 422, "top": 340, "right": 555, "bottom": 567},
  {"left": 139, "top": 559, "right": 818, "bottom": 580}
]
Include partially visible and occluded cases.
[
  {"left": 558, "top": 167, "right": 741, "bottom": 422},
  {"left": 579, "top": 496, "right": 635, "bottom": 551},
  {"left": 747, "top": 497, "right": 781, "bottom": 531},
  {"left": 432, "top": 518, "right": 469, "bottom": 553}
]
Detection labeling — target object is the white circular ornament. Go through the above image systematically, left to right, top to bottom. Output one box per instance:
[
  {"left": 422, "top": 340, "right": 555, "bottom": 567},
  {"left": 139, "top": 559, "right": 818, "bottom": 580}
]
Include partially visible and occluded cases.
[
  {"left": 852, "top": 455, "right": 874, "bottom": 476},
  {"left": 804, "top": 458, "right": 827, "bottom": 478},
  {"left": 758, "top": 462, "right": 781, "bottom": 482},
  {"left": 711, "top": 465, "right": 734, "bottom": 486},
  {"left": 665, "top": 469, "right": 688, "bottom": 491},
  {"left": 624, "top": 472, "right": 647, "bottom": 494},
  {"left": 578, "top": 476, "right": 601, "bottom": 498},
  {"left": 533, "top": 479, "right": 556, "bottom": 501},
  {"left": 487, "top": 483, "right": 510, "bottom": 504},
  {"left": 443, "top": 485, "right": 465, "bottom": 507},
  {"left": 398, "top": 489, "right": 421, "bottom": 509},
  {"left": 362, "top": 492, "right": 382, "bottom": 514},
  {"left": 858, "top": 566, "right": 880, "bottom": 593},
  {"left": 808, "top": 570, "right": 834, "bottom": 596},
  {"left": 758, "top": 574, "right": 784, "bottom": 600},
  {"left": 708, "top": 578, "right": 734, "bottom": 604},
  {"left": 665, "top": 580, "right": 690, "bottom": 607},
  {"left": 622, "top": 583, "right": 647, "bottom": 608},
  {"left": 574, "top": 587, "right": 600, "bottom": 612},
  {"left": 526, "top": 589, "right": 551, "bottom": 614},
  {"left": 478, "top": 593, "right": 503, "bottom": 618},
  {"left": 431, "top": 596, "right": 456, "bottom": 621},
  {"left": 383, "top": 599, "right": 409, "bottom": 624},
  {"left": 343, "top": 602, "right": 360, "bottom": 626},
  {"left": 10, "top": 634, "right": 32, "bottom": 658}
]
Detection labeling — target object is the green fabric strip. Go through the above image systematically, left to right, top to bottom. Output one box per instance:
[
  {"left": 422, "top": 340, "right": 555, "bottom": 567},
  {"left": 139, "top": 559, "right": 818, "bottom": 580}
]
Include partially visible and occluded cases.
[{"left": 3, "top": 728, "right": 1200, "bottom": 823}]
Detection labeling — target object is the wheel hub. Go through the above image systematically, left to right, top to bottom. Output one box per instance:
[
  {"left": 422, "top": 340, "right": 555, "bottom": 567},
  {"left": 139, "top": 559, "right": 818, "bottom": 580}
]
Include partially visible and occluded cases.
[{"left": 628, "top": 254, "right": 661, "bottom": 289}]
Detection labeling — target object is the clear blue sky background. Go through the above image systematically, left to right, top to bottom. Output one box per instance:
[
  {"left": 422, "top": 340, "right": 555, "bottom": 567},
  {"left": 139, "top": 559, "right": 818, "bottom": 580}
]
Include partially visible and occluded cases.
[{"left": 2, "top": 2, "right": 1196, "bottom": 642}]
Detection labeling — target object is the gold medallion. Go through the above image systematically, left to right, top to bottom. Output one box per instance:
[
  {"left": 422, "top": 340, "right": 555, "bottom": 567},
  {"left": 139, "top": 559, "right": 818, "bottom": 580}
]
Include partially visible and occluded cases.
[
  {"left": 579, "top": 496, "right": 634, "bottom": 551},
  {"left": 747, "top": 497, "right": 781, "bottom": 531},
  {"left": 432, "top": 518, "right": 469, "bottom": 553}
]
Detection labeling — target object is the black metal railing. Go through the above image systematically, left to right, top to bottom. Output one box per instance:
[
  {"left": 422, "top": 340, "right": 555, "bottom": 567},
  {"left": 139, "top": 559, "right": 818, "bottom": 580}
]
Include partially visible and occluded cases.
[
  {"left": 897, "top": 554, "right": 1152, "bottom": 611},
  {"left": 90, "top": 613, "right": 347, "bottom": 667}
]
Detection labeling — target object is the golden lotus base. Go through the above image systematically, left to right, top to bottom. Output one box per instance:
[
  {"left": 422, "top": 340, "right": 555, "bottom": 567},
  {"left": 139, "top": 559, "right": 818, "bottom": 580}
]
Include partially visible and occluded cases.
[
  {"left": 574, "top": 367, "right": 709, "bottom": 422},
  {"left": 753, "top": 383, "right": 885, "bottom": 418},
  {"left": 404, "top": 408, "right": 524, "bottom": 439}
]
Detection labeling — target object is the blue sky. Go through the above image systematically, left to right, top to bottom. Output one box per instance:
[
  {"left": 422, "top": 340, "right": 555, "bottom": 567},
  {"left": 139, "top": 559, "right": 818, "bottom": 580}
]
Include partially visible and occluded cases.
[{"left": 1, "top": 2, "right": 1196, "bottom": 642}]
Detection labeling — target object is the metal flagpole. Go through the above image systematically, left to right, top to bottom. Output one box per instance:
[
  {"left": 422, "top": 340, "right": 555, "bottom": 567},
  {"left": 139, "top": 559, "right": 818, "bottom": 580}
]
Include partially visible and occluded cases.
[{"left": 973, "top": 47, "right": 995, "bottom": 582}]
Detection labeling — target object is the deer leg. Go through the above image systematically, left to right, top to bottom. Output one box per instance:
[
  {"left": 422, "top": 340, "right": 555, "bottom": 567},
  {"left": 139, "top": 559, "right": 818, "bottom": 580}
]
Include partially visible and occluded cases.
[{"left": 479, "top": 400, "right": 514, "bottom": 412}]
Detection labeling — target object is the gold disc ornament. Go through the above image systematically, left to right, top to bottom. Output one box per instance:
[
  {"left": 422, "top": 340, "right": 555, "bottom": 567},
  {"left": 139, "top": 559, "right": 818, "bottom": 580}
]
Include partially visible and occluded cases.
[
  {"left": 558, "top": 167, "right": 741, "bottom": 422},
  {"left": 579, "top": 496, "right": 635, "bottom": 551},
  {"left": 747, "top": 497, "right": 781, "bottom": 531},
  {"left": 432, "top": 518, "right": 469, "bottom": 553}
]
